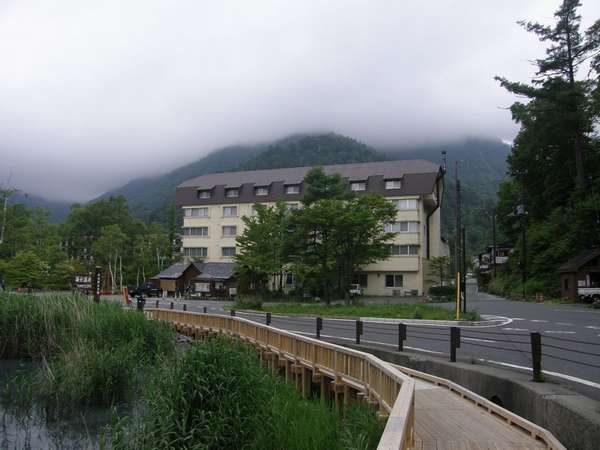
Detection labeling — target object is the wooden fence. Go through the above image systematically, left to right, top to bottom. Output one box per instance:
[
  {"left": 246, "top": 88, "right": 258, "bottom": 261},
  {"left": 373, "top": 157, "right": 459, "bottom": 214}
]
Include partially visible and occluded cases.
[{"left": 145, "top": 308, "right": 415, "bottom": 450}]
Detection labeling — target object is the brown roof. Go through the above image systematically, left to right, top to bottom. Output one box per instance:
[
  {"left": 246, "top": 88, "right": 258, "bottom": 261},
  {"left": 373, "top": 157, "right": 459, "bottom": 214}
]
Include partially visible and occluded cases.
[
  {"left": 175, "top": 159, "right": 442, "bottom": 206},
  {"left": 178, "top": 159, "right": 440, "bottom": 189},
  {"left": 558, "top": 249, "right": 600, "bottom": 273}
]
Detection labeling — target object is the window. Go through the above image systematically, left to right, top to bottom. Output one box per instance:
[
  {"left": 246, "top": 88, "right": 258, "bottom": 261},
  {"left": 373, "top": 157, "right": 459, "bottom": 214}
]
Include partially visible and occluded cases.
[
  {"left": 385, "top": 180, "right": 402, "bottom": 190},
  {"left": 350, "top": 181, "right": 366, "bottom": 191},
  {"left": 285, "top": 185, "right": 300, "bottom": 194},
  {"left": 255, "top": 186, "right": 268, "bottom": 196},
  {"left": 225, "top": 188, "right": 239, "bottom": 198},
  {"left": 198, "top": 190, "right": 211, "bottom": 199},
  {"left": 392, "top": 199, "right": 418, "bottom": 210},
  {"left": 286, "top": 203, "right": 299, "bottom": 211},
  {"left": 250, "top": 205, "right": 259, "bottom": 216},
  {"left": 223, "top": 206, "right": 237, "bottom": 217},
  {"left": 184, "top": 207, "right": 209, "bottom": 217},
  {"left": 385, "top": 221, "right": 419, "bottom": 233},
  {"left": 222, "top": 225, "right": 237, "bottom": 237},
  {"left": 182, "top": 227, "right": 209, "bottom": 236},
  {"left": 389, "top": 245, "right": 419, "bottom": 256},
  {"left": 183, "top": 247, "right": 208, "bottom": 258},
  {"left": 222, "top": 247, "right": 236, "bottom": 257},
  {"left": 285, "top": 273, "right": 294, "bottom": 285},
  {"left": 352, "top": 273, "right": 368, "bottom": 287},
  {"left": 385, "top": 274, "right": 403, "bottom": 288}
]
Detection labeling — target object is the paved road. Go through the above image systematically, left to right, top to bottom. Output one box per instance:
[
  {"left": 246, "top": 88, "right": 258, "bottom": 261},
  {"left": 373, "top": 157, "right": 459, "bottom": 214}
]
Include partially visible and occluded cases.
[{"left": 144, "top": 285, "right": 600, "bottom": 399}]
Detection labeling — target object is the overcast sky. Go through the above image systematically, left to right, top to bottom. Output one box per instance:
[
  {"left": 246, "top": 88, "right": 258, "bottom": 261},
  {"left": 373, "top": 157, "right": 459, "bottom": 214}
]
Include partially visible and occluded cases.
[{"left": 1, "top": 1, "right": 598, "bottom": 202}]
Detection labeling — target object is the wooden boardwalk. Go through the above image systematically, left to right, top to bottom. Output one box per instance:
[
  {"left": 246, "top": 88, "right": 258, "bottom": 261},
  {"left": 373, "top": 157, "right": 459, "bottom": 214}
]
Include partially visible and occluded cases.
[{"left": 408, "top": 376, "right": 546, "bottom": 450}]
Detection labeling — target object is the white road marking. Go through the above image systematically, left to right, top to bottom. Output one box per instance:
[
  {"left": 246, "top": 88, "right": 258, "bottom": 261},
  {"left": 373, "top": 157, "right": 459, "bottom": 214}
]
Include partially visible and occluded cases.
[
  {"left": 512, "top": 318, "right": 526, "bottom": 321},
  {"left": 530, "top": 319, "right": 548, "bottom": 323},
  {"left": 556, "top": 322, "right": 573, "bottom": 326},
  {"left": 585, "top": 325, "right": 600, "bottom": 330},
  {"left": 502, "top": 327, "right": 529, "bottom": 332},
  {"left": 291, "top": 330, "right": 600, "bottom": 391},
  {"left": 544, "top": 330, "right": 576, "bottom": 334},
  {"left": 291, "top": 331, "right": 447, "bottom": 355},
  {"left": 463, "top": 337, "right": 496, "bottom": 343},
  {"left": 480, "top": 359, "right": 600, "bottom": 390}
]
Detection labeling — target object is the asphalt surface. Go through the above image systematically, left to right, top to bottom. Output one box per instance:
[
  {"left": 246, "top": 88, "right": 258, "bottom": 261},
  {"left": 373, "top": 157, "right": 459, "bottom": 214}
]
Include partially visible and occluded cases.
[{"left": 143, "top": 283, "right": 600, "bottom": 399}]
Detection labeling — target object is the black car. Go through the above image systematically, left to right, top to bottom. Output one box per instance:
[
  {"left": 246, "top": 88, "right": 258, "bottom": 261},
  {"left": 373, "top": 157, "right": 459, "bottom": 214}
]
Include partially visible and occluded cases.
[{"left": 128, "top": 283, "right": 162, "bottom": 298}]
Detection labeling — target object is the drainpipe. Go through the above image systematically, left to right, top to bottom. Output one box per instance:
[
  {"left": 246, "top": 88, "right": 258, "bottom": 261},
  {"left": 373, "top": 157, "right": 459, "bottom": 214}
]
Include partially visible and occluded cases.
[{"left": 425, "top": 170, "right": 444, "bottom": 259}]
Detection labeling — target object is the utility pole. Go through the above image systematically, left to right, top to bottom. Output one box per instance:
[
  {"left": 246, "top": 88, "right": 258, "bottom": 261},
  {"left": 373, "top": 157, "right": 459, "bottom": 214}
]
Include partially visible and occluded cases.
[
  {"left": 454, "top": 161, "right": 462, "bottom": 315},
  {"left": 491, "top": 208, "right": 497, "bottom": 278},
  {"left": 462, "top": 226, "right": 466, "bottom": 313}
]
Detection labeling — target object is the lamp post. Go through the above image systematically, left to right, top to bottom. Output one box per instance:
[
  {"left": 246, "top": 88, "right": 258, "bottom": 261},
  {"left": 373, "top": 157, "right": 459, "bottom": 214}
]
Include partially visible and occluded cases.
[{"left": 516, "top": 204, "right": 527, "bottom": 299}]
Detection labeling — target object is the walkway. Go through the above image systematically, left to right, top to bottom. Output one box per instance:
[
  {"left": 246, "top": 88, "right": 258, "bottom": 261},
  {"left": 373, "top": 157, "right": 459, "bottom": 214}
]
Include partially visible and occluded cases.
[{"left": 402, "top": 370, "right": 546, "bottom": 449}]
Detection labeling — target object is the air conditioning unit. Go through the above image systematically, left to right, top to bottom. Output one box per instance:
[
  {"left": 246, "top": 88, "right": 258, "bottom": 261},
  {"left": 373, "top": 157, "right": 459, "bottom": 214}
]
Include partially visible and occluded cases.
[{"left": 392, "top": 289, "right": 403, "bottom": 297}]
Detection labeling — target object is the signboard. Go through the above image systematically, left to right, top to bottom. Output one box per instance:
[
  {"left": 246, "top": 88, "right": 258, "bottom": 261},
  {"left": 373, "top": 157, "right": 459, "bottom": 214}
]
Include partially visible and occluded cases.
[{"left": 93, "top": 266, "right": 101, "bottom": 303}]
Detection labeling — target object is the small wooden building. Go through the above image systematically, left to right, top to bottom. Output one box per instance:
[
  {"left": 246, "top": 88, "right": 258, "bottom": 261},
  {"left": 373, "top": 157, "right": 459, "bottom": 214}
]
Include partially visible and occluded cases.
[
  {"left": 558, "top": 249, "right": 600, "bottom": 300},
  {"left": 150, "top": 262, "right": 200, "bottom": 295},
  {"left": 192, "top": 262, "right": 235, "bottom": 298}
]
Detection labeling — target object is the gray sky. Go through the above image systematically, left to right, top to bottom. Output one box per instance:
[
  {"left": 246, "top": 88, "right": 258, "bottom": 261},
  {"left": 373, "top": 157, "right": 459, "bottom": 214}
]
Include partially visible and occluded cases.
[{"left": 1, "top": 1, "right": 598, "bottom": 202}]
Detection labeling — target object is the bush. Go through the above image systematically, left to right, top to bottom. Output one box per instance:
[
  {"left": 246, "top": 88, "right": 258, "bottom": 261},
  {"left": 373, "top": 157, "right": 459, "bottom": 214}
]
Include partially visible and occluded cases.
[
  {"left": 428, "top": 285, "right": 455, "bottom": 297},
  {"left": 0, "top": 293, "right": 175, "bottom": 414},
  {"left": 233, "top": 296, "right": 264, "bottom": 310},
  {"left": 110, "top": 336, "right": 384, "bottom": 450}
]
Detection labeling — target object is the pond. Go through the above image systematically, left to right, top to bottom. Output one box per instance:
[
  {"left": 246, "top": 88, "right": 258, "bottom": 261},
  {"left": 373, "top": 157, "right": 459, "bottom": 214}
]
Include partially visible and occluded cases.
[{"left": 0, "top": 359, "right": 118, "bottom": 450}]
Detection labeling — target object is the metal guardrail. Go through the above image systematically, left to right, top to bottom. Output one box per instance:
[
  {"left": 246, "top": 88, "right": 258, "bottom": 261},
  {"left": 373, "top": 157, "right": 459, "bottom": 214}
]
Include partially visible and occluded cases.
[{"left": 145, "top": 308, "right": 415, "bottom": 450}]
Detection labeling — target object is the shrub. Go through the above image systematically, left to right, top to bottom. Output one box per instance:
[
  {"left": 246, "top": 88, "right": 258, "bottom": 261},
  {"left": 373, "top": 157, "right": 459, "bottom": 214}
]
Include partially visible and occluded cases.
[
  {"left": 428, "top": 285, "right": 455, "bottom": 297},
  {"left": 110, "top": 336, "right": 384, "bottom": 450}
]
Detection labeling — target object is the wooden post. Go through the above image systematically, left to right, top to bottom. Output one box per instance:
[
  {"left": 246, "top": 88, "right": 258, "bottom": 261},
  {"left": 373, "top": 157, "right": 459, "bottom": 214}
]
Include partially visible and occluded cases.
[
  {"left": 355, "top": 320, "right": 363, "bottom": 344},
  {"left": 398, "top": 323, "right": 406, "bottom": 351},
  {"left": 450, "top": 327, "right": 460, "bottom": 362},
  {"left": 531, "top": 332, "right": 543, "bottom": 382}
]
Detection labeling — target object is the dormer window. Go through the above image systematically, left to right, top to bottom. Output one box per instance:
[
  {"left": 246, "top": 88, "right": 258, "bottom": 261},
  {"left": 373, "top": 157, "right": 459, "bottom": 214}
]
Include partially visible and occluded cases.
[
  {"left": 385, "top": 179, "right": 401, "bottom": 190},
  {"left": 350, "top": 181, "right": 366, "bottom": 191},
  {"left": 285, "top": 184, "right": 300, "bottom": 194},
  {"left": 255, "top": 186, "right": 268, "bottom": 196},
  {"left": 225, "top": 188, "right": 239, "bottom": 198},
  {"left": 198, "top": 190, "right": 211, "bottom": 199}
]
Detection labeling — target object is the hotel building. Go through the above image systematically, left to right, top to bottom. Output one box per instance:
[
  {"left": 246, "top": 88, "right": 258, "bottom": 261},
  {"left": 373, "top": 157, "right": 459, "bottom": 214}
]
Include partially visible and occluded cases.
[{"left": 175, "top": 160, "right": 447, "bottom": 296}]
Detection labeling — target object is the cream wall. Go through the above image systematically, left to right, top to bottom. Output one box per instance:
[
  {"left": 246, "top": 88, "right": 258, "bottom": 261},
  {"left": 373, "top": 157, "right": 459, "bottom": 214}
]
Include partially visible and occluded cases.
[{"left": 181, "top": 193, "right": 443, "bottom": 296}]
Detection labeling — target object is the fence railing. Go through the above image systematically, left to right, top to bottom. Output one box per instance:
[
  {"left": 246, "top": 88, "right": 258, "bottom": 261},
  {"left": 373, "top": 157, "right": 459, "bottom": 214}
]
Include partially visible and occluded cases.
[{"left": 144, "top": 308, "right": 415, "bottom": 450}]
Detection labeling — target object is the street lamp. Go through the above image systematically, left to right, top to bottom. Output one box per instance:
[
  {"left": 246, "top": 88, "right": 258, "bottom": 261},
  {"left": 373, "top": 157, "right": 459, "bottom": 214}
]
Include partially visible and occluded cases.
[{"left": 515, "top": 204, "right": 528, "bottom": 299}]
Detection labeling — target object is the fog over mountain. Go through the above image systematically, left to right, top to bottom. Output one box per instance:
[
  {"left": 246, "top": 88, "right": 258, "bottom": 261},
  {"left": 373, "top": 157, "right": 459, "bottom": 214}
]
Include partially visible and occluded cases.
[{"left": 1, "top": 1, "right": 599, "bottom": 201}]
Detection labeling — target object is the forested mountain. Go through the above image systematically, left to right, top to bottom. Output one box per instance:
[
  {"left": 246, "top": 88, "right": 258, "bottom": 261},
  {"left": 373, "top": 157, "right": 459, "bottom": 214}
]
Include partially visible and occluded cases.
[
  {"left": 94, "top": 133, "right": 508, "bottom": 257},
  {"left": 96, "top": 144, "right": 266, "bottom": 223},
  {"left": 9, "top": 193, "right": 72, "bottom": 223}
]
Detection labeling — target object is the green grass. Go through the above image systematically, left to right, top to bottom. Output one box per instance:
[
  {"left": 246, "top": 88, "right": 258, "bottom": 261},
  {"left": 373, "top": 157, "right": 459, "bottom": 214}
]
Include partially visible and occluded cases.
[
  {"left": 234, "top": 301, "right": 480, "bottom": 321},
  {"left": 110, "top": 336, "right": 383, "bottom": 450}
]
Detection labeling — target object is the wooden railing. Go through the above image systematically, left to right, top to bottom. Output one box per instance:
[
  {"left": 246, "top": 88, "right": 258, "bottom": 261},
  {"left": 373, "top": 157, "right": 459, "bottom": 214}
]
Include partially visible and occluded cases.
[{"left": 145, "top": 308, "right": 415, "bottom": 450}]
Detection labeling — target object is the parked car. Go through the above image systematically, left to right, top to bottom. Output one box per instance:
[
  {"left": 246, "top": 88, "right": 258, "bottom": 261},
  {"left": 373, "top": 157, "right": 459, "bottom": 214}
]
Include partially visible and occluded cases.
[
  {"left": 128, "top": 283, "right": 162, "bottom": 298},
  {"left": 349, "top": 284, "right": 363, "bottom": 297},
  {"left": 578, "top": 286, "right": 600, "bottom": 303}
]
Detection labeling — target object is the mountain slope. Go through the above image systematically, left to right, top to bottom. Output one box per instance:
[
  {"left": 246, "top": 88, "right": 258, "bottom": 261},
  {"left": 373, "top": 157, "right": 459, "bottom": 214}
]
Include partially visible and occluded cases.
[
  {"left": 240, "top": 133, "right": 384, "bottom": 170},
  {"left": 96, "top": 144, "right": 266, "bottom": 222},
  {"left": 9, "top": 193, "right": 72, "bottom": 223}
]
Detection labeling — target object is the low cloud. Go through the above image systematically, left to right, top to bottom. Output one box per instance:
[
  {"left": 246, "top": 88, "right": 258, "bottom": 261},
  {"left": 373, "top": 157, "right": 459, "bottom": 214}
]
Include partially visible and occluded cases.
[{"left": 0, "top": 1, "right": 598, "bottom": 201}]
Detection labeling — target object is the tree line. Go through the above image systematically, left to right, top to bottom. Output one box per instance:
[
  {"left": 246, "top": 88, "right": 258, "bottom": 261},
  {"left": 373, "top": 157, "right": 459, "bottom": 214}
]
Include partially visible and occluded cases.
[
  {"left": 492, "top": 0, "right": 600, "bottom": 296},
  {"left": 0, "top": 193, "right": 178, "bottom": 291}
]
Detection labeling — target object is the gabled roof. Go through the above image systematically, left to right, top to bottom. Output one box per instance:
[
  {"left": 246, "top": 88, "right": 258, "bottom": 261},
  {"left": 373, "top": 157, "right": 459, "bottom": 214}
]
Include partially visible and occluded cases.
[
  {"left": 558, "top": 249, "right": 600, "bottom": 273},
  {"left": 151, "top": 262, "right": 192, "bottom": 279},
  {"left": 193, "top": 262, "right": 235, "bottom": 280}
]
